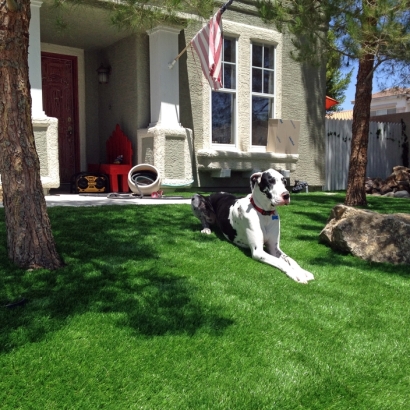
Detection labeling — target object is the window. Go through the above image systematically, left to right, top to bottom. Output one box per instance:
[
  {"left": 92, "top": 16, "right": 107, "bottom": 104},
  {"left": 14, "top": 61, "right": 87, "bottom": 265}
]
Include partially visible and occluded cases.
[
  {"left": 212, "top": 37, "right": 236, "bottom": 145},
  {"left": 251, "top": 43, "right": 275, "bottom": 146},
  {"left": 373, "top": 108, "right": 396, "bottom": 116}
]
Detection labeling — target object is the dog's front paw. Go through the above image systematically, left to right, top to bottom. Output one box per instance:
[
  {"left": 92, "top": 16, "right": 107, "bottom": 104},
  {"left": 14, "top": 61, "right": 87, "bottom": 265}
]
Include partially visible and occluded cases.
[
  {"left": 201, "top": 228, "right": 212, "bottom": 234},
  {"left": 287, "top": 268, "right": 314, "bottom": 284},
  {"left": 302, "top": 269, "right": 315, "bottom": 282}
]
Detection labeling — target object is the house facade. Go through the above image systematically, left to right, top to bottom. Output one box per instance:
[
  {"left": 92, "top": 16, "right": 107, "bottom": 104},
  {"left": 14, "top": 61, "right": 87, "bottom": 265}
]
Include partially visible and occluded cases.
[
  {"left": 29, "top": 0, "right": 326, "bottom": 192},
  {"left": 328, "top": 88, "right": 410, "bottom": 121},
  {"left": 369, "top": 88, "right": 410, "bottom": 117}
]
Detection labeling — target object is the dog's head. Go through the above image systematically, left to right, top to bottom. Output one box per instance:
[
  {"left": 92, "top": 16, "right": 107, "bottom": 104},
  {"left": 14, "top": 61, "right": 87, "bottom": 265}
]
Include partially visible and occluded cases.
[{"left": 250, "top": 169, "right": 290, "bottom": 207}]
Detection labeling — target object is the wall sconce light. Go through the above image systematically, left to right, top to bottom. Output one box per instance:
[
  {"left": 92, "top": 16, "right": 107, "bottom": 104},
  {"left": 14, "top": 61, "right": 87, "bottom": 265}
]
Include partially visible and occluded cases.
[{"left": 97, "top": 64, "right": 111, "bottom": 84}]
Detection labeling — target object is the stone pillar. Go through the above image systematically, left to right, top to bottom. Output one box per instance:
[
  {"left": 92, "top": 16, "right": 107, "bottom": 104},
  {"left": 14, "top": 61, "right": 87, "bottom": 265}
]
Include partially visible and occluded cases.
[
  {"left": 29, "top": 0, "right": 46, "bottom": 118},
  {"left": 27, "top": 1, "right": 60, "bottom": 192},
  {"left": 137, "top": 25, "right": 194, "bottom": 189},
  {"left": 147, "top": 26, "right": 182, "bottom": 128}
]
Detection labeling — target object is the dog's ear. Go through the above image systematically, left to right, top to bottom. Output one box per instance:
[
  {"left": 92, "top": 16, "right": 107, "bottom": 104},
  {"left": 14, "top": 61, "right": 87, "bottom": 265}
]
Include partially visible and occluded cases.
[{"left": 250, "top": 172, "right": 262, "bottom": 190}]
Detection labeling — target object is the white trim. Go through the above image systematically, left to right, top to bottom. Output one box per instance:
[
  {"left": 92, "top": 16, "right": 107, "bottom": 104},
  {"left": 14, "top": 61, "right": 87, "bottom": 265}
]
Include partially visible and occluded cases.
[
  {"left": 29, "top": 1, "right": 45, "bottom": 118},
  {"left": 196, "top": 19, "right": 284, "bottom": 156},
  {"left": 224, "top": 20, "right": 282, "bottom": 37},
  {"left": 147, "top": 25, "right": 181, "bottom": 36},
  {"left": 147, "top": 26, "right": 181, "bottom": 128},
  {"left": 210, "top": 36, "right": 238, "bottom": 150},
  {"left": 250, "top": 42, "right": 276, "bottom": 150},
  {"left": 40, "top": 43, "right": 86, "bottom": 171},
  {"left": 273, "top": 46, "right": 277, "bottom": 118},
  {"left": 249, "top": 145, "right": 267, "bottom": 153},
  {"left": 196, "top": 149, "right": 299, "bottom": 172}
]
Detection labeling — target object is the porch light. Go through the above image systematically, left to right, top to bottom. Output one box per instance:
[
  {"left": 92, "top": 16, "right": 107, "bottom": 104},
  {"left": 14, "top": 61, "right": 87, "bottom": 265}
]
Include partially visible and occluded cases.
[{"left": 97, "top": 64, "right": 111, "bottom": 84}]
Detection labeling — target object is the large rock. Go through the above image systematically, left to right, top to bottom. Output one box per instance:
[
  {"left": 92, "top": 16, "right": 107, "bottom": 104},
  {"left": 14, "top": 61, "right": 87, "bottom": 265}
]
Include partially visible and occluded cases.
[
  {"left": 365, "top": 166, "right": 410, "bottom": 195},
  {"left": 319, "top": 205, "right": 410, "bottom": 264}
]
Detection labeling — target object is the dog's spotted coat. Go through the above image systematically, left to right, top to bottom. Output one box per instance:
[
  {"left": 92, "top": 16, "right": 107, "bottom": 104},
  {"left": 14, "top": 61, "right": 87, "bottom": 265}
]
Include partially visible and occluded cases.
[{"left": 191, "top": 169, "right": 314, "bottom": 284}]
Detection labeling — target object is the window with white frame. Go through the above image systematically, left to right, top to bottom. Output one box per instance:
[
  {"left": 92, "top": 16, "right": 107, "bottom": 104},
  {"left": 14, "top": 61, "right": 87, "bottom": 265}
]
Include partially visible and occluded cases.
[
  {"left": 211, "top": 37, "right": 237, "bottom": 145},
  {"left": 251, "top": 43, "right": 275, "bottom": 146}
]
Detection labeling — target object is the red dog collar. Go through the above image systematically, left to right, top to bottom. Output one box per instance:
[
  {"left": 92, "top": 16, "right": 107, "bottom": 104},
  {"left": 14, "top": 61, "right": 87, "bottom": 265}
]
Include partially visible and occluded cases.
[{"left": 250, "top": 197, "right": 276, "bottom": 216}]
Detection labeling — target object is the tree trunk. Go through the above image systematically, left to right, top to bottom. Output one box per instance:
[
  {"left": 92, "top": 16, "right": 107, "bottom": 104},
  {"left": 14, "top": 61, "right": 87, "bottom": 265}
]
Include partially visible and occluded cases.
[
  {"left": 0, "top": 1, "right": 63, "bottom": 269},
  {"left": 344, "top": 54, "right": 374, "bottom": 207}
]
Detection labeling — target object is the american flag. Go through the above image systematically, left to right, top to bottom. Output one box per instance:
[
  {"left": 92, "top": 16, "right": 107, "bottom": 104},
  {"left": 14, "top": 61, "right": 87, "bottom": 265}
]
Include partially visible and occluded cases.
[{"left": 190, "top": 10, "right": 223, "bottom": 90}]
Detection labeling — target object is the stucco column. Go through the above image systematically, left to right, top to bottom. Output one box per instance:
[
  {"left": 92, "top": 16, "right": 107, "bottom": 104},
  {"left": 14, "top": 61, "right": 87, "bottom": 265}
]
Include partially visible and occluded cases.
[
  {"left": 29, "top": 0, "right": 46, "bottom": 118},
  {"left": 147, "top": 26, "right": 182, "bottom": 128}
]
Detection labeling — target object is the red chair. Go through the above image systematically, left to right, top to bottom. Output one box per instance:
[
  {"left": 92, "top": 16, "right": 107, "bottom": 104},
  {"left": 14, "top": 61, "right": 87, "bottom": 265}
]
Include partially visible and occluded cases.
[{"left": 89, "top": 124, "right": 133, "bottom": 192}]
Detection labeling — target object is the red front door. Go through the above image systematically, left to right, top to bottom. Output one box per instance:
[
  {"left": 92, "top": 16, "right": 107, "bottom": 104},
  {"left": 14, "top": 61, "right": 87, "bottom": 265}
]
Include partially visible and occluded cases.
[{"left": 41, "top": 52, "right": 80, "bottom": 183}]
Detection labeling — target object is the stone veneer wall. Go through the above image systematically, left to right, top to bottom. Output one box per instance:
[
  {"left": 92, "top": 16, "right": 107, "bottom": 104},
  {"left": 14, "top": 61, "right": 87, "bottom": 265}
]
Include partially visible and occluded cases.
[
  {"left": 33, "top": 116, "right": 60, "bottom": 191},
  {"left": 137, "top": 126, "right": 194, "bottom": 187}
]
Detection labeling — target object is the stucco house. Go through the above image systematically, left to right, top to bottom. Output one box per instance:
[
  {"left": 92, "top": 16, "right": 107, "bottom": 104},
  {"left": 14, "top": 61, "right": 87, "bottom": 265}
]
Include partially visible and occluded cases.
[
  {"left": 28, "top": 0, "right": 326, "bottom": 193},
  {"left": 328, "top": 87, "right": 410, "bottom": 120},
  {"left": 369, "top": 88, "right": 410, "bottom": 117}
]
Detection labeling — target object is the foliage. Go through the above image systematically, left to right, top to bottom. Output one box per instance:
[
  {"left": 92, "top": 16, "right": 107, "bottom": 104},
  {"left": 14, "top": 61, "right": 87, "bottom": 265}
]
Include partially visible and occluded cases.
[
  {"left": 52, "top": 0, "right": 216, "bottom": 31},
  {"left": 256, "top": 0, "right": 410, "bottom": 207},
  {"left": 256, "top": 0, "right": 410, "bottom": 75},
  {"left": 326, "top": 30, "right": 353, "bottom": 112},
  {"left": 1, "top": 196, "right": 410, "bottom": 408}
]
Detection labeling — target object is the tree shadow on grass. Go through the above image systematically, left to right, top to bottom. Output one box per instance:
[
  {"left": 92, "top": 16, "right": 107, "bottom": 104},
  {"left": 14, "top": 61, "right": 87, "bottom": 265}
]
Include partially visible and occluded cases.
[
  {"left": 0, "top": 205, "right": 234, "bottom": 353},
  {"left": 309, "top": 244, "right": 410, "bottom": 279}
]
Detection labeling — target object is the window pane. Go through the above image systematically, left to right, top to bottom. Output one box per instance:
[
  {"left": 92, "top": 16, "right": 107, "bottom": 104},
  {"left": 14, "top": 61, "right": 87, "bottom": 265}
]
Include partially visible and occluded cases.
[
  {"left": 224, "top": 38, "right": 235, "bottom": 63},
  {"left": 252, "top": 45, "right": 262, "bottom": 67},
  {"left": 264, "top": 47, "right": 274, "bottom": 69},
  {"left": 223, "top": 63, "right": 236, "bottom": 89},
  {"left": 252, "top": 68, "right": 263, "bottom": 93},
  {"left": 263, "top": 70, "right": 274, "bottom": 94},
  {"left": 212, "top": 92, "right": 234, "bottom": 144},
  {"left": 252, "top": 96, "right": 271, "bottom": 146}
]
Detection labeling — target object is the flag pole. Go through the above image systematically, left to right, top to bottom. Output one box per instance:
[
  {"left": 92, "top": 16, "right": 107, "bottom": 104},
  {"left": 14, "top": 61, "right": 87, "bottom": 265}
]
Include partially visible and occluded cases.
[{"left": 168, "top": 0, "right": 234, "bottom": 69}]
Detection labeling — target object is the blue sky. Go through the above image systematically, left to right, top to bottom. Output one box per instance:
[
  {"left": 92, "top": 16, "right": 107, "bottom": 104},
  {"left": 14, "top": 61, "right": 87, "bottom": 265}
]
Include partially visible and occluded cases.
[
  {"left": 339, "top": 63, "right": 394, "bottom": 111},
  {"left": 340, "top": 65, "right": 357, "bottom": 111}
]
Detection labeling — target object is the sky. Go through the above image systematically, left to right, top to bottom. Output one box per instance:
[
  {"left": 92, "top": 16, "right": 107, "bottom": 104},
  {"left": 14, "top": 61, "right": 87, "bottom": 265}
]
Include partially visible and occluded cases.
[
  {"left": 339, "top": 63, "right": 396, "bottom": 111},
  {"left": 339, "top": 65, "right": 357, "bottom": 111}
]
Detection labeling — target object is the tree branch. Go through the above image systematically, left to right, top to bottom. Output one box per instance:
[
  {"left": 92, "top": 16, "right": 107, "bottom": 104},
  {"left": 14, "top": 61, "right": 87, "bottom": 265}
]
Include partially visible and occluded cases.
[{"left": 5, "top": 0, "right": 18, "bottom": 11}]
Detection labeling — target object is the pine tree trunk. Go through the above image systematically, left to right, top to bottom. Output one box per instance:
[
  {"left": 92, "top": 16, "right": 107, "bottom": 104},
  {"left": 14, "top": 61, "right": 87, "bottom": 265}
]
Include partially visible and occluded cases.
[
  {"left": 0, "top": 1, "right": 63, "bottom": 269},
  {"left": 344, "top": 54, "right": 374, "bottom": 207}
]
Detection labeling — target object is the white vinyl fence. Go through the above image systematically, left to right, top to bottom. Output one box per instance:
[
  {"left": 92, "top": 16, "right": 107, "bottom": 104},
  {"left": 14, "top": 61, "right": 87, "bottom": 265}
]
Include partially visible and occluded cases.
[{"left": 325, "top": 119, "right": 403, "bottom": 191}]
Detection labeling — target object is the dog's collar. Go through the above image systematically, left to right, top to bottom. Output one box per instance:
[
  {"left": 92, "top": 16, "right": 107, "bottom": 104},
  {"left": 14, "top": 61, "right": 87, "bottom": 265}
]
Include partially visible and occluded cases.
[{"left": 250, "top": 197, "right": 276, "bottom": 216}]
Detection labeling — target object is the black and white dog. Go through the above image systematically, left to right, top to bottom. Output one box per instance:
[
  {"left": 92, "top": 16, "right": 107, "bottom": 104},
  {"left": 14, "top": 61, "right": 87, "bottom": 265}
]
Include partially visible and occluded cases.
[{"left": 191, "top": 169, "right": 314, "bottom": 284}]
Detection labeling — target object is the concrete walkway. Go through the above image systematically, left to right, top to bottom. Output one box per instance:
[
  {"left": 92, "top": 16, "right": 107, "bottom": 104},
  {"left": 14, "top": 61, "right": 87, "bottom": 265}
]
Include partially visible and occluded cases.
[
  {"left": 0, "top": 193, "right": 192, "bottom": 207},
  {"left": 45, "top": 193, "right": 192, "bottom": 207}
]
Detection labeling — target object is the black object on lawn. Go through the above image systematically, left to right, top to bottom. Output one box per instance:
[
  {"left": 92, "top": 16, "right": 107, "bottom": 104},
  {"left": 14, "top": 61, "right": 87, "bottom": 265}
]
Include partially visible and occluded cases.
[{"left": 292, "top": 181, "right": 308, "bottom": 193}]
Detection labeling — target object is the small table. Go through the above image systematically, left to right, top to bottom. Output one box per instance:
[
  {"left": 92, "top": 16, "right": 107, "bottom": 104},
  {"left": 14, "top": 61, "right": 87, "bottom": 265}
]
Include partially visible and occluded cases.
[{"left": 88, "top": 164, "right": 131, "bottom": 192}]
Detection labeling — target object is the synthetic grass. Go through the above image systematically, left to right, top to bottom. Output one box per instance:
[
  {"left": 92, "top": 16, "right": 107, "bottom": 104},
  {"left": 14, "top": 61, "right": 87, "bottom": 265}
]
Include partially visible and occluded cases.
[{"left": 1, "top": 193, "right": 410, "bottom": 409}]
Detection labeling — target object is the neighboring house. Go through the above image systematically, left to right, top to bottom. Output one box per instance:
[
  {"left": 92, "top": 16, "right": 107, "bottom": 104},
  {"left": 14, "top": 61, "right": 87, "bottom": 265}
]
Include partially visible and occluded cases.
[
  {"left": 28, "top": 0, "right": 326, "bottom": 192},
  {"left": 327, "top": 87, "right": 410, "bottom": 120},
  {"left": 370, "top": 88, "right": 410, "bottom": 116}
]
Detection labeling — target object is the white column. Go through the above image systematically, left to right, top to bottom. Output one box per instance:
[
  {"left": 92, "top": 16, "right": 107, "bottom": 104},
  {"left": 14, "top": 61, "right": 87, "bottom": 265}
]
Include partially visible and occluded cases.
[
  {"left": 29, "top": 0, "right": 46, "bottom": 118},
  {"left": 147, "top": 26, "right": 182, "bottom": 128}
]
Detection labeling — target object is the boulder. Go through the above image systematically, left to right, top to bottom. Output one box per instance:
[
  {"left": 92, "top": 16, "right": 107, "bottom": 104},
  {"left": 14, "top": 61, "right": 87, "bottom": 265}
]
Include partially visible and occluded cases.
[
  {"left": 365, "top": 166, "right": 410, "bottom": 195},
  {"left": 365, "top": 177, "right": 384, "bottom": 194},
  {"left": 394, "top": 190, "right": 410, "bottom": 198},
  {"left": 319, "top": 205, "right": 410, "bottom": 264}
]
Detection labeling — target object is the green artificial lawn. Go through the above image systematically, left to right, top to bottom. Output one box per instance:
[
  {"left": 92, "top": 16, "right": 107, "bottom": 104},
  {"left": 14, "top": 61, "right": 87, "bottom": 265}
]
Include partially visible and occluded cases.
[{"left": 1, "top": 192, "right": 410, "bottom": 409}]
